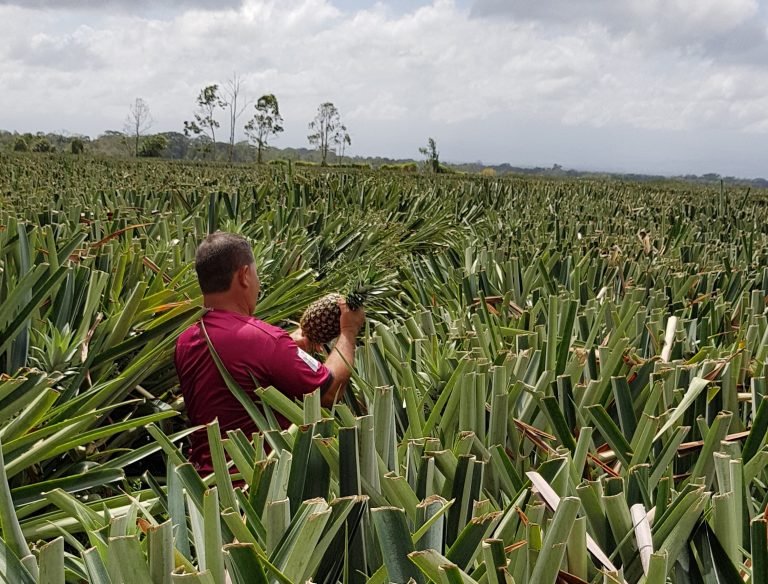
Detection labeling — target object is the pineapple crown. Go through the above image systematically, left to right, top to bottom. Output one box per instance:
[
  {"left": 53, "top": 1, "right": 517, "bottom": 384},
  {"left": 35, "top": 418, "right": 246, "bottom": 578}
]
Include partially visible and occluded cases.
[
  {"left": 323, "top": 267, "right": 398, "bottom": 313},
  {"left": 345, "top": 284, "right": 370, "bottom": 311}
]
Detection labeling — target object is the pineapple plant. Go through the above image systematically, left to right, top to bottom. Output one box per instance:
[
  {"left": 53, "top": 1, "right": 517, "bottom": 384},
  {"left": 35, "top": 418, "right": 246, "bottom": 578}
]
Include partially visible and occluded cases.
[{"left": 299, "top": 284, "right": 369, "bottom": 344}]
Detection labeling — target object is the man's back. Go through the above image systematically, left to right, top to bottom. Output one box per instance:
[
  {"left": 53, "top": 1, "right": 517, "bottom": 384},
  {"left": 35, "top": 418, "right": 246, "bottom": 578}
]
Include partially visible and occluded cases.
[{"left": 174, "top": 308, "right": 330, "bottom": 473}]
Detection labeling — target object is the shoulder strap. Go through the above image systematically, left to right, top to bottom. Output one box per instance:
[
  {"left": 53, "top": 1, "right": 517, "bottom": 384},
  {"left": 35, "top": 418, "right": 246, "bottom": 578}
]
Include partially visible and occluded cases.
[{"left": 198, "top": 316, "right": 277, "bottom": 446}]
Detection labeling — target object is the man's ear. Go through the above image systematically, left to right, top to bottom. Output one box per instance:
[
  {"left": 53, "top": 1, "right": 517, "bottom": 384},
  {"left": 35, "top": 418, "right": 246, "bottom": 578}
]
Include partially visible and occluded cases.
[{"left": 236, "top": 265, "right": 250, "bottom": 287}]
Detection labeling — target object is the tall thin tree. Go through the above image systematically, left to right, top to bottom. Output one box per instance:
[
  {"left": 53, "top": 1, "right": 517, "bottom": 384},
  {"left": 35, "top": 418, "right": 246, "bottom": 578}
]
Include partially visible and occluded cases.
[
  {"left": 224, "top": 73, "right": 250, "bottom": 162},
  {"left": 184, "top": 85, "right": 226, "bottom": 160},
  {"left": 244, "top": 94, "right": 284, "bottom": 164},
  {"left": 124, "top": 98, "right": 153, "bottom": 158},
  {"left": 308, "top": 102, "right": 349, "bottom": 166},
  {"left": 337, "top": 128, "right": 351, "bottom": 164},
  {"left": 419, "top": 137, "right": 440, "bottom": 174}
]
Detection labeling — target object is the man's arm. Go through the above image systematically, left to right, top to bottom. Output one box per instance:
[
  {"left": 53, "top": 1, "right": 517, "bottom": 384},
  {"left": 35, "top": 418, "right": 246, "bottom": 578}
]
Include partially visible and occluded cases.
[
  {"left": 286, "top": 300, "right": 364, "bottom": 407},
  {"left": 320, "top": 300, "right": 365, "bottom": 407},
  {"left": 320, "top": 330, "right": 357, "bottom": 406}
]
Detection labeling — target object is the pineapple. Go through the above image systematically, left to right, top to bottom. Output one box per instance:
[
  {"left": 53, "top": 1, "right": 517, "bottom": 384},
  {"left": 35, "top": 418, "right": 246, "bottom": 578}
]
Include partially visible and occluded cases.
[{"left": 300, "top": 285, "right": 368, "bottom": 344}]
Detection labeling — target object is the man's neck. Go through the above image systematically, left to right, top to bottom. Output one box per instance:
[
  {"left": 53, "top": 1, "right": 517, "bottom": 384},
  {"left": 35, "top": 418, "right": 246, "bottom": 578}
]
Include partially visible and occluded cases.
[{"left": 202, "top": 295, "right": 252, "bottom": 316}]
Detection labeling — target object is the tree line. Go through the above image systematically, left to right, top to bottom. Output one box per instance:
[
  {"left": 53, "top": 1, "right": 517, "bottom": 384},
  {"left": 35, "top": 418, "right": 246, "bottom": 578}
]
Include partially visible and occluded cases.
[
  {"left": 6, "top": 71, "right": 451, "bottom": 172},
  {"left": 6, "top": 72, "right": 768, "bottom": 185},
  {"left": 115, "top": 73, "right": 352, "bottom": 166},
  {"left": 1, "top": 128, "right": 418, "bottom": 169},
  {"left": 5, "top": 128, "right": 767, "bottom": 187}
]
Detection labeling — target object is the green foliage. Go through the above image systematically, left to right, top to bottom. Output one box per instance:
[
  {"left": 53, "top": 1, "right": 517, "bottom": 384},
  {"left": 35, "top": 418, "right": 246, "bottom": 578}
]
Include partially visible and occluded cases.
[
  {"left": 184, "top": 85, "right": 226, "bottom": 160},
  {"left": 244, "top": 94, "right": 284, "bottom": 164},
  {"left": 308, "top": 102, "right": 350, "bottom": 166},
  {"left": 138, "top": 134, "right": 169, "bottom": 158},
  {"left": 419, "top": 137, "right": 440, "bottom": 173},
  {"left": 13, "top": 138, "right": 28, "bottom": 152},
  {"left": 31, "top": 138, "right": 54, "bottom": 153},
  {"left": 70, "top": 138, "right": 85, "bottom": 155},
  {"left": 0, "top": 155, "right": 765, "bottom": 581},
  {"left": 380, "top": 161, "right": 418, "bottom": 172},
  {"left": 333, "top": 162, "right": 372, "bottom": 170}
]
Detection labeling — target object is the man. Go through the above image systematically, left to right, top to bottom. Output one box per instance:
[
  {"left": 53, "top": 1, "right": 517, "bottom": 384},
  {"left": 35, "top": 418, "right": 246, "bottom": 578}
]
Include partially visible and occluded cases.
[{"left": 174, "top": 232, "right": 365, "bottom": 474}]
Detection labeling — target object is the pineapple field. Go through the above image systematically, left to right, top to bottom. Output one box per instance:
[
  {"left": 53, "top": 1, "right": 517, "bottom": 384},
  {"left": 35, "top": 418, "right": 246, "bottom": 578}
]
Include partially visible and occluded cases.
[{"left": 1, "top": 152, "right": 768, "bottom": 583}]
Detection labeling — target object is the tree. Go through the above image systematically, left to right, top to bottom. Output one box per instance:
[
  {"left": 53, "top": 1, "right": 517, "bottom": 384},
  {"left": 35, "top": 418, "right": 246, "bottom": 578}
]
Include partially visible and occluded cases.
[
  {"left": 224, "top": 73, "right": 250, "bottom": 163},
  {"left": 184, "top": 85, "right": 226, "bottom": 160},
  {"left": 244, "top": 94, "right": 284, "bottom": 164},
  {"left": 125, "top": 98, "right": 153, "bottom": 158},
  {"left": 307, "top": 102, "right": 349, "bottom": 166},
  {"left": 337, "top": 127, "right": 351, "bottom": 165},
  {"left": 95, "top": 130, "right": 131, "bottom": 157},
  {"left": 161, "top": 132, "right": 191, "bottom": 159},
  {"left": 138, "top": 134, "right": 169, "bottom": 158},
  {"left": 13, "top": 137, "right": 28, "bottom": 152},
  {"left": 419, "top": 137, "right": 440, "bottom": 174},
  {"left": 32, "top": 138, "right": 54, "bottom": 153},
  {"left": 70, "top": 138, "right": 85, "bottom": 154}
]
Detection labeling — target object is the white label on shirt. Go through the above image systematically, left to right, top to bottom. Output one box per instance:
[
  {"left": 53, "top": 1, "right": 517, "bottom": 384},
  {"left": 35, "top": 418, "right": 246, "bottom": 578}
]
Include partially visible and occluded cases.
[{"left": 297, "top": 348, "right": 321, "bottom": 372}]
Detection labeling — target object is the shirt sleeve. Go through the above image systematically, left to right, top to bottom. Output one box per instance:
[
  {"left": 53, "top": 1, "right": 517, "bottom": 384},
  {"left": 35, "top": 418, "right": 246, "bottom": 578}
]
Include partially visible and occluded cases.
[{"left": 266, "top": 331, "right": 332, "bottom": 398}]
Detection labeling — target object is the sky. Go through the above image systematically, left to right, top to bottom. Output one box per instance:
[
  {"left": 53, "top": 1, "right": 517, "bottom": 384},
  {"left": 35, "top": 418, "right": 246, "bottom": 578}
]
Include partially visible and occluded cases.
[{"left": 1, "top": 0, "right": 767, "bottom": 177}]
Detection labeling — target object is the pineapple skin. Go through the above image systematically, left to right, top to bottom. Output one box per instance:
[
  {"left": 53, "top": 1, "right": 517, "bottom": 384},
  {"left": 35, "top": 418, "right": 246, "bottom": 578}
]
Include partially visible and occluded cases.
[{"left": 300, "top": 293, "right": 343, "bottom": 344}]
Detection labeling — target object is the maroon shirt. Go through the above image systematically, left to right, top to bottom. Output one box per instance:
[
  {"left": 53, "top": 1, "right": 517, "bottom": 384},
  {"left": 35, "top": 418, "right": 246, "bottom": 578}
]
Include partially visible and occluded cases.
[{"left": 174, "top": 309, "right": 331, "bottom": 473}]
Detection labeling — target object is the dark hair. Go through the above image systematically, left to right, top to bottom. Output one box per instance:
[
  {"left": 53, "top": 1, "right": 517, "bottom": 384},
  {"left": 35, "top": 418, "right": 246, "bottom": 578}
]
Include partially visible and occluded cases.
[{"left": 195, "top": 232, "right": 255, "bottom": 294}]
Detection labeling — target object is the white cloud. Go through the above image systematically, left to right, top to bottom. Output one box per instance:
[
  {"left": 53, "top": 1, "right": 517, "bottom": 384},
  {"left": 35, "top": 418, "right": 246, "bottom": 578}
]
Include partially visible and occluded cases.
[
  {"left": 0, "top": 0, "right": 767, "bottom": 176},
  {"left": 0, "top": 0, "right": 242, "bottom": 11},
  {"left": 471, "top": 0, "right": 766, "bottom": 58},
  {"left": 471, "top": 0, "right": 760, "bottom": 34},
  {"left": 8, "top": 27, "right": 105, "bottom": 71}
]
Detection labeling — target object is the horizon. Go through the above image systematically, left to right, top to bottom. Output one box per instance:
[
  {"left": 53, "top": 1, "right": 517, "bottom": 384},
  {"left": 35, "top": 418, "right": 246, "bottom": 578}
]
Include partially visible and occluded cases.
[
  {"left": 2, "top": 0, "right": 767, "bottom": 179},
  {"left": 6, "top": 126, "right": 768, "bottom": 182}
]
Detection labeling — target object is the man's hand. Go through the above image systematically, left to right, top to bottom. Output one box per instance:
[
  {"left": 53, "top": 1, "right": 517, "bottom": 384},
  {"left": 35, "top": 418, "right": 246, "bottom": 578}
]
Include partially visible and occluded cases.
[
  {"left": 339, "top": 299, "right": 365, "bottom": 336},
  {"left": 290, "top": 328, "right": 322, "bottom": 354}
]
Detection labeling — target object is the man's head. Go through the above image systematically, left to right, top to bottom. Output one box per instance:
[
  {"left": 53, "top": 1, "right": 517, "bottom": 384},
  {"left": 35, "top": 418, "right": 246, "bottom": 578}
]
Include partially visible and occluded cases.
[{"left": 195, "top": 232, "right": 260, "bottom": 312}]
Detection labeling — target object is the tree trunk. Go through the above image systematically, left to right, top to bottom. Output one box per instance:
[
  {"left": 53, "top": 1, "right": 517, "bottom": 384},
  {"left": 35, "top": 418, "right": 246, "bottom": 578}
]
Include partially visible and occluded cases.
[
  {"left": 228, "top": 109, "right": 235, "bottom": 162},
  {"left": 134, "top": 119, "right": 140, "bottom": 157},
  {"left": 321, "top": 121, "right": 329, "bottom": 165}
]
